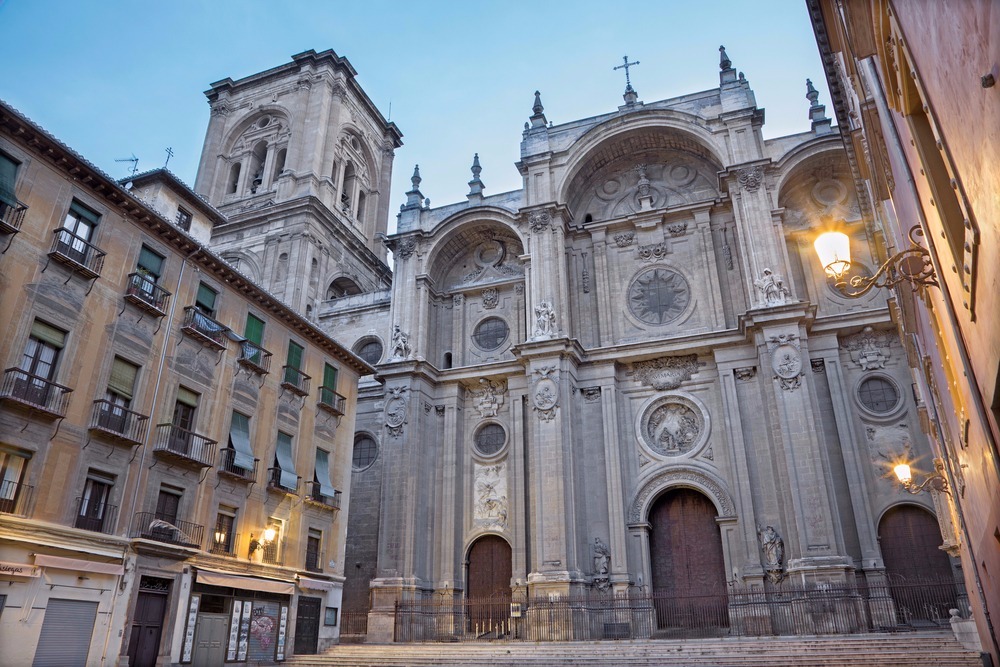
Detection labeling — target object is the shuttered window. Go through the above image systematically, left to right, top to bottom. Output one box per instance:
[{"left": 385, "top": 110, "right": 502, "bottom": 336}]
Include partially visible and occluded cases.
[
  {"left": 0, "top": 151, "right": 19, "bottom": 208},
  {"left": 137, "top": 246, "right": 164, "bottom": 280},
  {"left": 195, "top": 282, "right": 217, "bottom": 316},
  {"left": 244, "top": 314, "right": 265, "bottom": 345},
  {"left": 30, "top": 320, "right": 66, "bottom": 348},
  {"left": 286, "top": 341, "right": 303, "bottom": 370},
  {"left": 107, "top": 357, "right": 138, "bottom": 400},
  {"left": 322, "top": 363, "right": 337, "bottom": 390},
  {"left": 175, "top": 387, "right": 199, "bottom": 407},
  {"left": 228, "top": 412, "right": 255, "bottom": 470},
  {"left": 274, "top": 431, "right": 297, "bottom": 490}
]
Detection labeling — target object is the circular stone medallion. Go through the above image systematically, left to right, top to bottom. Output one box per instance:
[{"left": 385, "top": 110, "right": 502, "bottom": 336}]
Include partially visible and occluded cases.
[
  {"left": 627, "top": 268, "right": 690, "bottom": 326},
  {"left": 771, "top": 345, "right": 802, "bottom": 379},
  {"left": 641, "top": 396, "right": 705, "bottom": 456}
]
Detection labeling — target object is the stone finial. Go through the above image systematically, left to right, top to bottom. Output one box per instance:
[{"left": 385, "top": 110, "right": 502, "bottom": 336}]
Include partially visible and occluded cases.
[
  {"left": 719, "top": 45, "right": 732, "bottom": 71},
  {"left": 806, "top": 78, "right": 833, "bottom": 135},
  {"left": 806, "top": 78, "right": 820, "bottom": 107},
  {"left": 529, "top": 90, "right": 547, "bottom": 129},
  {"left": 467, "top": 153, "right": 485, "bottom": 199},
  {"left": 401, "top": 164, "right": 424, "bottom": 211},
  {"left": 410, "top": 164, "right": 422, "bottom": 189}
]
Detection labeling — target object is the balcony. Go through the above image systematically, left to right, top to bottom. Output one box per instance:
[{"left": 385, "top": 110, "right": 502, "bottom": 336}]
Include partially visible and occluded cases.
[
  {"left": 0, "top": 198, "right": 27, "bottom": 235},
  {"left": 48, "top": 228, "right": 106, "bottom": 279},
  {"left": 124, "top": 272, "right": 171, "bottom": 316},
  {"left": 181, "top": 307, "right": 229, "bottom": 350},
  {"left": 237, "top": 340, "right": 272, "bottom": 375},
  {"left": 280, "top": 366, "right": 311, "bottom": 397},
  {"left": 0, "top": 368, "right": 72, "bottom": 418},
  {"left": 317, "top": 386, "right": 346, "bottom": 416},
  {"left": 89, "top": 399, "right": 149, "bottom": 446},
  {"left": 152, "top": 423, "right": 216, "bottom": 468},
  {"left": 217, "top": 448, "right": 257, "bottom": 483},
  {"left": 267, "top": 467, "right": 298, "bottom": 495},
  {"left": 0, "top": 479, "right": 32, "bottom": 516},
  {"left": 305, "top": 481, "right": 342, "bottom": 511},
  {"left": 74, "top": 497, "right": 118, "bottom": 534},
  {"left": 131, "top": 512, "right": 204, "bottom": 548},
  {"left": 209, "top": 531, "right": 240, "bottom": 557},
  {"left": 262, "top": 539, "right": 284, "bottom": 566},
  {"left": 305, "top": 548, "right": 324, "bottom": 573}
]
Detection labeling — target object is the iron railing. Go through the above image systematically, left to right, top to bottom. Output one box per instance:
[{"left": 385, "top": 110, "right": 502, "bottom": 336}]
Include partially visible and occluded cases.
[
  {"left": 0, "top": 198, "right": 27, "bottom": 235},
  {"left": 49, "top": 228, "right": 106, "bottom": 278},
  {"left": 125, "top": 272, "right": 171, "bottom": 315},
  {"left": 180, "top": 306, "right": 229, "bottom": 349},
  {"left": 237, "top": 340, "right": 272, "bottom": 374},
  {"left": 280, "top": 365, "right": 310, "bottom": 396},
  {"left": 0, "top": 367, "right": 73, "bottom": 417},
  {"left": 317, "top": 386, "right": 346, "bottom": 415},
  {"left": 89, "top": 399, "right": 149, "bottom": 445},
  {"left": 152, "top": 423, "right": 216, "bottom": 468},
  {"left": 217, "top": 448, "right": 257, "bottom": 482},
  {"left": 267, "top": 467, "right": 298, "bottom": 494},
  {"left": 0, "top": 480, "right": 32, "bottom": 516},
  {"left": 305, "top": 481, "right": 341, "bottom": 510},
  {"left": 74, "top": 496, "right": 118, "bottom": 534},
  {"left": 131, "top": 511, "right": 204, "bottom": 548},
  {"left": 209, "top": 531, "right": 240, "bottom": 557},
  {"left": 262, "top": 539, "right": 283, "bottom": 566},
  {"left": 392, "top": 580, "right": 966, "bottom": 643},
  {"left": 340, "top": 611, "right": 369, "bottom": 636}
]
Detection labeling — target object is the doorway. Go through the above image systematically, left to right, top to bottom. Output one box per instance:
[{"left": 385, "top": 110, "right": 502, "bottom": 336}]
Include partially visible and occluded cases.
[
  {"left": 466, "top": 535, "right": 512, "bottom": 634},
  {"left": 128, "top": 578, "right": 170, "bottom": 667},
  {"left": 294, "top": 596, "right": 322, "bottom": 655}
]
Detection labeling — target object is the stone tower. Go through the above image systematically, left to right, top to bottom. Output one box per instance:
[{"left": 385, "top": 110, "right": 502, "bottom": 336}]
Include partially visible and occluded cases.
[{"left": 194, "top": 49, "right": 402, "bottom": 315}]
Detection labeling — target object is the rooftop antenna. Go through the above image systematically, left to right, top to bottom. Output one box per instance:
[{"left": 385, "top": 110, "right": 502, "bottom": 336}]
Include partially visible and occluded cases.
[
  {"left": 387, "top": 99, "right": 392, "bottom": 122},
  {"left": 164, "top": 147, "right": 174, "bottom": 168},
  {"left": 115, "top": 154, "right": 139, "bottom": 177}
]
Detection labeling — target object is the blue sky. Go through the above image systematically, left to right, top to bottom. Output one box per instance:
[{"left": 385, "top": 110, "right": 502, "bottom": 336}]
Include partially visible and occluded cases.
[{"left": 0, "top": 0, "right": 831, "bottom": 228}]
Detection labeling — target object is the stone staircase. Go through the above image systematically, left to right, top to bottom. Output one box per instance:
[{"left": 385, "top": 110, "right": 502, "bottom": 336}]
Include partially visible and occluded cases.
[{"left": 286, "top": 632, "right": 983, "bottom": 666}]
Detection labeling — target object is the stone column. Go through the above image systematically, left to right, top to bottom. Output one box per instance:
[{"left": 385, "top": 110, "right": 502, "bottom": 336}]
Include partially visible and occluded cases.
[
  {"left": 523, "top": 207, "right": 570, "bottom": 341},
  {"left": 590, "top": 229, "right": 613, "bottom": 346},
  {"left": 597, "top": 381, "right": 630, "bottom": 591}
]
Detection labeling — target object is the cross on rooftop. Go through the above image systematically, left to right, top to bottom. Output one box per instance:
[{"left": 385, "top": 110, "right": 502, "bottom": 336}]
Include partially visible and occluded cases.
[{"left": 614, "top": 55, "right": 640, "bottom": 91}]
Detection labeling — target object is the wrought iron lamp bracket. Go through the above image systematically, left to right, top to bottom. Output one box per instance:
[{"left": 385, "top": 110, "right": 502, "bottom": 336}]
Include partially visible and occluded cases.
[{"left": 833, "top": 227, "right": 938, "bottom": 298}]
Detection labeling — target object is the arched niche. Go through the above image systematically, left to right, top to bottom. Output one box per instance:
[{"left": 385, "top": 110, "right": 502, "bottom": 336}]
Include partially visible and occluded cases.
[
  {"left": 427, "top": 220, "right": 525, "bottom": 292},
  {"left": 327, "top": 276, "right": 362, "bottom": 299},
  {"left": 628, "top": 466, "right": 736, "bottom": 524}
]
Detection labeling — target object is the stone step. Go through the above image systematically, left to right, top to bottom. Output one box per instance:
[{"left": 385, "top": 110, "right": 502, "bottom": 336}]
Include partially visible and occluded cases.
[{"left": 286, "top": 632, "right": 982, "bottom": 667}]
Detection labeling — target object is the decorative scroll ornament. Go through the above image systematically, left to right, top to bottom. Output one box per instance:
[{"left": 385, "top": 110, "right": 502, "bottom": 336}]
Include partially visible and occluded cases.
[
  {"left": 736, "top": 166, "right": 763, "bottom": 192},
  {"left": 528, "top": 211, "right": 551, "bottom": 232},
  {"left": 666, "top": 221, "right": 688, "bottom": 237},
  {"left": 614, "top": 231, "right": 635, "bottom": 248},
  {"left": 396, "top": 238, "right": 416, "bottom": 260},
  {"left": 636, "top": 242, "right": 669, "bottom": 263},
  {"left": 482, "top": 288, "right": 499, "bottom": 309},
  {"left": 841, "top": 325, "right": 891, "bottom": 370},
  {"left": 769, "top": 334, "right": 803, "bottom": 391},
  {"left": 628, "top": 355, "right": 699, "bottom": 391},
  {"left": 532, "top": 366, "right": 559, "bottom": 421},
  {"left": 734, "top": 367, "right": 757, "bottom": 382},
  {"left": 472, "top": 378, "right": 506, "bottom": 418},
  {"left": 384, "top": 386, "right": 408, "bottom": 437},
  {"left": 580, "top": 387, "right": 602, "bottom": 403},
  {"left": 474, "top": 463, "right": 508, "bottom": 530},
  {"left": 757, "top": 525, "right": 785, "bottom": 584},
  {"left": 593, "top": 538, "right": 611, "bottom": 592}
]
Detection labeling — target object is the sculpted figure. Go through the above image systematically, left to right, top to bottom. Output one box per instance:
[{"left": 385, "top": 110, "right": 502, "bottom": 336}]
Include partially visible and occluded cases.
[{"left": 534, "top": 301, "right": 556, "bottom": 338}]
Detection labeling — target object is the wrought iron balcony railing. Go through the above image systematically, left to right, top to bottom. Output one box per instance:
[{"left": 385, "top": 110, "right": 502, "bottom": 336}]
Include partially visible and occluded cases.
[
  {"left": 0, "top": 198, "right": 27, "bottom": 235},
  {"left": 48, "top": 228, "right": 106, "bottom": 279},
  {"left": 124, "top": 272, "right": 171, "bottom": 316},
  {"left": 181, "top": 306, "right": 230, "bottom": 350},
  {"left": 238, "top": 340, "right": 272, "bottom": 375},
  {"left": 280, "top": 366, "right": 311, "bottom": 396},
  {"left": 0, "top": 367, "right": 72, "bottom": 417},
  {"left": 317, "top": 387, "right": 346, "bottom": 416},
  {"left": 89, "top": 399, "right": 149, "bottom": 445},
  {"left": 152, "top": 423, "right": 216, "bottom": 468},
  {"left": 217, "top": 448, "right": 257, "bottom": 482},
  {"left": 267, "top": 467, "right": 298, "bottom": 494},
  {"left": 0, "top": 479, "right": 32, "bottom": 516},
  {"left": 305, "top": 481, "right": 341, "bottom": 511},
  {"left": 74, "top": 496, "right": 118, "bottom": 534},
  {"left": 131, "top": 511, "right": 204, "bottom": 548},
  {"left": 209, "top": 531, "right": 240, "bottom": 557},
  {"left": 262, "top": 539, "right": 284, "bottom": 566}
]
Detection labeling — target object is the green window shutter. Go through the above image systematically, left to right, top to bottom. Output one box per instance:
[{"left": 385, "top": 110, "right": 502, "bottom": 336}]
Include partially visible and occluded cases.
[
  {"left": 0, "top": 152, "right": 18, "bottom": 208},
  {"left": 69, "top": 200, "right": 100, "bottom": 225},
  {"left": 137, "top": 246, "right": 164, "bottom": 278},
  {"left": 196, "top": 282, "right": 217, "bottom": 312},
  {"left": 244, "top": 314, "right": 265, "bottom": 345},
  {"left": 30, "top": 320, "right": 66, "bottom": 348},
  {"left": 286, "top": 341, "right": 303, "bottom": 370},
  {"left": 108, "top": 357, "right": 139, "bottom": 399},
  {"left": 322, "top": 363, "right": 337, "bottom": 390},
  {"left": 176, "top": 386, "right": 199, "bottom": 407}
]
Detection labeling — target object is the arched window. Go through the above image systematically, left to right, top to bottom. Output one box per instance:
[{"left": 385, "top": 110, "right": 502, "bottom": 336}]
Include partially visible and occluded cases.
[
  {"left": 249, "top": 141, "right": 267, "bottom": 194},
  {"left": 272, "top": 148, "right": 286, "bottom": 182},
  {"left": 341, "top": 161, "right": 356, "bottom": 213},
  {"left": 227, "top": 163, "right": 241, "bottom": 194},
  {"left": 356, "top": 191, "right": 367, "bottom": 224},
  {"left": 327, "top": 277, "right": 362, "bottom": 299}
]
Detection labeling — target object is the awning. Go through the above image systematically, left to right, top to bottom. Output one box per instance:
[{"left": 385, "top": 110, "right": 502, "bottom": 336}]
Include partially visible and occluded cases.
[
  {"left": 228, "top": 412, "right": 256, "bottom": 470},
  {"left": 314, "top": 449, "right": 337, "bottom": 498},
  {"left": 34, "top": 554, "right": 124, "bottom": 576},
  {"left": 196, "top": 568, "right": 295, "bottom": 595},
  {"left": 298, "top": 576, "right": 335, "bottom": 591}
]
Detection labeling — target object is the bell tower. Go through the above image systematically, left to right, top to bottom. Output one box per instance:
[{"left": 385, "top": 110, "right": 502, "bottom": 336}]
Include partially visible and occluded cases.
[{"left": 195, "top": 49, "right": 402, "bottom": 314}]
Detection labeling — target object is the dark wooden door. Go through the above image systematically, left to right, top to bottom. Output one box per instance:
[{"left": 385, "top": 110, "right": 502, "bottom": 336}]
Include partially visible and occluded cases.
[
  {"left": 648, "top": 489, "right": 728, "bottom": 630},
  {"left": 879, "top": 505, "right": 956, "bottom": 622},
  {"left": 467, "top": 536, "right": 512, "bottom": 633},
  {"left": 128, "top": 590, "right": 168, "bottom": 667},
  {"left": 294, "top": 596, "right": 321, "bottom": 655}
]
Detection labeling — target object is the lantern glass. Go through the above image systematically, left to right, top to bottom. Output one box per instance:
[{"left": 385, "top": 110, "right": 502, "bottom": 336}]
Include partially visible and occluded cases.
[
  {"left": 814, "top": 231, "right": 852, "bottom": 279},
  {"left": 893, "top": 463, "right": 913, "bottom": 485}
]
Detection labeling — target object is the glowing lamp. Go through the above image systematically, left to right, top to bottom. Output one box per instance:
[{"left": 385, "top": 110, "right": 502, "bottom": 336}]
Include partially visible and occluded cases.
[
  {"left": 814, "top": 231, "right": 852, "bottom": 279},
  {"left": 893, "top": 463, "right": 913, "bottom": 487},
  {"left": 263, "top": 527, "right": 277, "bottom": 543}
]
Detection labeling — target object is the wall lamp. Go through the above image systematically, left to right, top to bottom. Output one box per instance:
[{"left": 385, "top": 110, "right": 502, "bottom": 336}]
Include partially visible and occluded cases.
[
  {"left": 814, "top": 223, "right": 937, "bottom": 298},
  {"left": 893, "top": 458, "right": 950, "bottom": 495}
]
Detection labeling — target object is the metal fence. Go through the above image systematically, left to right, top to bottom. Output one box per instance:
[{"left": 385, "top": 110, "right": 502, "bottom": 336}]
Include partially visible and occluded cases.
[{"left": 393, "top": 579, "right": 965, "bottom": 643}]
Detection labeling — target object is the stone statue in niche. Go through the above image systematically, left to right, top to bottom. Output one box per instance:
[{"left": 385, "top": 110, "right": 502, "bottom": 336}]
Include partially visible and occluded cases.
[
  {"left": 754, "top": 268, "right": 791, "bottom": 307},
  {"left": 533, "top": 301, "right": 556, "bottom": 339},
  {"left": 389, "top": 325, "right": 411, "bottom": 360},
  {"left": 757, "top": 525, "right": 785, "bottom": 584},
  {"left": 593, "top": 538, "right": 611, "bottom": 591}
]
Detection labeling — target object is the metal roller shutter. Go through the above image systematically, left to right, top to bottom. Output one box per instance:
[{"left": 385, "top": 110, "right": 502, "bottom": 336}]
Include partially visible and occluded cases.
[{"left": 32, "top": 598, "right": 99, "bottom": 667}]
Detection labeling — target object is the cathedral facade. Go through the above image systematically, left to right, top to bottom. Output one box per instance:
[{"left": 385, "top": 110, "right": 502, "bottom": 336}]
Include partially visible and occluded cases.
[{"left": 196, "top": 49, "right": 957, "bottom": 643}]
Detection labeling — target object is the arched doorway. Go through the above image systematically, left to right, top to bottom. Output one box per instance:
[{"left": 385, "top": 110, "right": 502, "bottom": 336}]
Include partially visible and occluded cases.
[
  {"left": 648, "top": 488, "right": 728, "bottom": 634},
  {"left": 878, "top": 505, "right": 957, "bottom": 623},
  {"left": 466, "top": 535, "right": 512, "bottom": 636}
]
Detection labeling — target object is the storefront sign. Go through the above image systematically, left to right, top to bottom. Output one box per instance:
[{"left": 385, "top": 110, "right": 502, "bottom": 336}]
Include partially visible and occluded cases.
[
  {"left": 0, "top": 560, "right": 41, "bottom": 577},
  {"left": 181, "top": 595, "right": 200, "bottom": 663},
  {"left": 238, "top": 599, "right": 252, "bottom": 661},
  {"left": 227, "top": 601, "right": 242, "bottom": 661},
  {"left": 276, "top": 605, "right": 288, "bottom": 661}
]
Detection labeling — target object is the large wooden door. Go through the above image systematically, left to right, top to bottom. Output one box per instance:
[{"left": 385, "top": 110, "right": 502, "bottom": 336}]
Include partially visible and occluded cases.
[
  {"left": 648, "top": 489, "right": 728, "bottom": 630},
  {"left": 879, "top": 505, "right": 956, "bottom": 623},
  {"left": 466, "top": 536, "right": 512, "bottom": 634},
  {"left": 128, "top": 585, "right": 169, "bottom": 667},
  {"left": 294, "top": 596, "right": 321, "bottom": 655},
  {"left": 191, "top": 613, "right": 228, "bottom": 665}
]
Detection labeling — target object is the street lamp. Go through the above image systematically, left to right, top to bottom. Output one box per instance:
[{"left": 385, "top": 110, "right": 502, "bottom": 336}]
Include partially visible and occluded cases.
[
  {"left": 813, "top": 222, "right": 937, "bottom": 297},
  {"left": 893, "top": 458, "right": 951, "bottom": 495}
]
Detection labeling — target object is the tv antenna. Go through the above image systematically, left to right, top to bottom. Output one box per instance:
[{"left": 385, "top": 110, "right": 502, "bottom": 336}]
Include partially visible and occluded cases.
[{"left": 115, "top": 154, "right": 139, "bottom": 177}]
